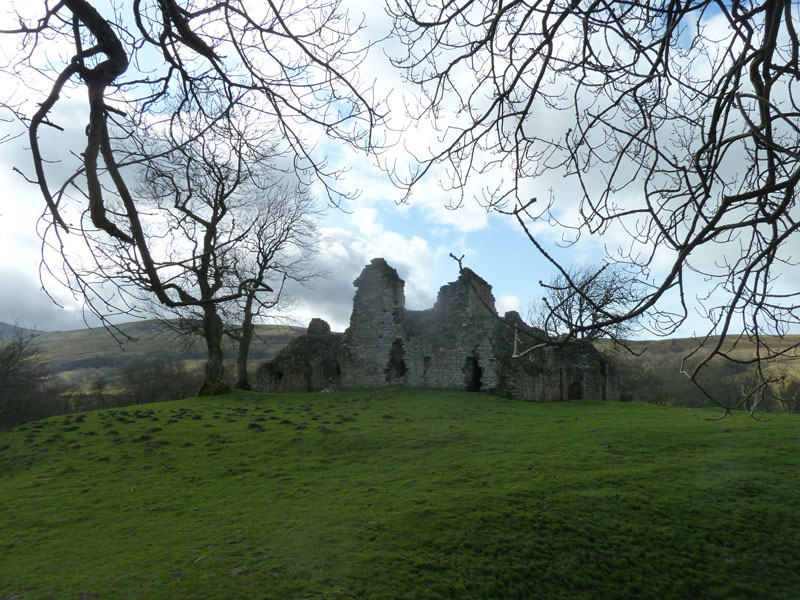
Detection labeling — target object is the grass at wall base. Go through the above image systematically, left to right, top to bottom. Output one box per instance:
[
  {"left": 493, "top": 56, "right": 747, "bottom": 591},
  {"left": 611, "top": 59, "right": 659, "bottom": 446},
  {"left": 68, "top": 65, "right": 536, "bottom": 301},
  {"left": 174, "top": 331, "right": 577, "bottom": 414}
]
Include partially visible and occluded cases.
[{"left": 1, "top": 389, "right": 798, "bottom": 599}]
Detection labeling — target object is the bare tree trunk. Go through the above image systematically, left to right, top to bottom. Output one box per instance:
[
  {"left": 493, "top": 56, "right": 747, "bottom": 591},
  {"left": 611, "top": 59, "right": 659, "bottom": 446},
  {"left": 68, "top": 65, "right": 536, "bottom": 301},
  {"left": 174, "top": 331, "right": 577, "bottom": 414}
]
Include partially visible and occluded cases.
[
  {"left": 233, "top": 292, "right": 256, "bottom": 390},
  {"left": 198, "top": 306, "right": 227, "bottom": 395},
  {"left": 233, "top": 321, "right": 254, "bottom": 391}
]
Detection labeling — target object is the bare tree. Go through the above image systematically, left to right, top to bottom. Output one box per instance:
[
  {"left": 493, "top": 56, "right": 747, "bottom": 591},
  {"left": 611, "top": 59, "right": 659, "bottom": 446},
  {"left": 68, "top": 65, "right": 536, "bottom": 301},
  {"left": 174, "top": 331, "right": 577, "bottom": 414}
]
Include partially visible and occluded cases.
[
  {"left": 0, "top": 0, "right": 384, "bottom": 332},
  {"left": 390, "top": 0, "right": 800, "bottom": 413},
  {"left": 94, "top": 117, "right": 319, "bottom": 394},
  {"left": 160, "top": 182, "right": 320, "bottom": 392},
  {"left": 224, "top": 187, "right": 320, "bottom": 390},
  {"left": 530, "top": 264, "right": 642, "bottom": 341},
  {"left": 0, "top": 328, "right": 62, "bottom": 429},
  {"left": 0, "top": 329, "right": 43, "bottom": 393}
]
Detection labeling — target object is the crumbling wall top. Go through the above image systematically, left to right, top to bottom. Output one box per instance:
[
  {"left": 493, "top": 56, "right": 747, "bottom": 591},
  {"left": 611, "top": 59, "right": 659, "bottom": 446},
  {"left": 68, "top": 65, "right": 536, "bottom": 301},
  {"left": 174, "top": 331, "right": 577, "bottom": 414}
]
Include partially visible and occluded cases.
[
  {"left": 353, "top": 258, "right": 403, "bottom": 288},
  {"left": 434, "top": 267, "right": 497, "bottom": 318},
  {"left": 307, "top": 318, "right": 332, "bottom": 336}
]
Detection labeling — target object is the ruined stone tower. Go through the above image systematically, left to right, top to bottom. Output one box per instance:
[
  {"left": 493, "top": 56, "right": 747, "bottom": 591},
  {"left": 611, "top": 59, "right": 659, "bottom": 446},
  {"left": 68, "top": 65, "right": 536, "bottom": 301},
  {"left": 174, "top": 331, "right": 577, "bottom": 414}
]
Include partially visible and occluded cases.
[{"left": 339, "top": 258, "right": 407, "bottom": 388}]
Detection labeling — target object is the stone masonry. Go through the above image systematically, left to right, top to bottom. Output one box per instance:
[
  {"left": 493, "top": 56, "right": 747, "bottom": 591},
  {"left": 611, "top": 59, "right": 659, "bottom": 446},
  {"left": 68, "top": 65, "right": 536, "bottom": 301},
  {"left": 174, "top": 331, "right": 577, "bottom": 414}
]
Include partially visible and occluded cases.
[{"left": 255, "top": 258, "right": 615, "bottom": 401}]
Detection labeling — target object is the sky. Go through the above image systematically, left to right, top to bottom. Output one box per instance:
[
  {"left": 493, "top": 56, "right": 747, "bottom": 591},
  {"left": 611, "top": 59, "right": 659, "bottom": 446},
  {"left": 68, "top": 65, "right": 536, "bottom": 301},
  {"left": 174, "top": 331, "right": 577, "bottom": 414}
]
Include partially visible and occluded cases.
[
  {"left": 0, "top": 0, "right": 567, "bottom": 335},
  {"left": 0, "top": 1, "right": 778, "bottom": 340},
  {"left": 0, "top": 84, "right": 548, "bottom": 333},
  {"left": 0, "top": 106, "right": 542, "bottom": 333}
]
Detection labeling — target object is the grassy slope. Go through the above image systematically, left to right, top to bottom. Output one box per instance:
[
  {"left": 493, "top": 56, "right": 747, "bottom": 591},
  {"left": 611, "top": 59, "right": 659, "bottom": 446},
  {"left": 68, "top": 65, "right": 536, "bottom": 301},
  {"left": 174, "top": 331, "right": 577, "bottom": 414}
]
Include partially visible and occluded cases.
[
  {"left": 27, "top": 320, "right": 305, "bottom": 370},
  {"left": 619, "top": 333, "right": 800, "bottom": 354},
  {"left": 611, "top": 334, "right": 800, "bottom": 371},
  {"left": 1, "top": 390, "right": 798, "bottom": 600}
]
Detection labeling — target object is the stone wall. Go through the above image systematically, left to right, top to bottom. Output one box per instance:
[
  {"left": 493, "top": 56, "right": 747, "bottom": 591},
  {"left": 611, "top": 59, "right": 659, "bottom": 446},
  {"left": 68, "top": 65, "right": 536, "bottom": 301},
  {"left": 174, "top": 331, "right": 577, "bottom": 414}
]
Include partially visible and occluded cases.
[
  {"left": 255, "top": 258, "right": 614, "bottom": 401},
  {"left": 339, "top": 258, "right": 407, "bottom": 389},
  {"left": 406, "top": 267, "right": 500, "bottom": 391},
  {"left": 257, "top": 318, "right": 342, "bottom": 392}
]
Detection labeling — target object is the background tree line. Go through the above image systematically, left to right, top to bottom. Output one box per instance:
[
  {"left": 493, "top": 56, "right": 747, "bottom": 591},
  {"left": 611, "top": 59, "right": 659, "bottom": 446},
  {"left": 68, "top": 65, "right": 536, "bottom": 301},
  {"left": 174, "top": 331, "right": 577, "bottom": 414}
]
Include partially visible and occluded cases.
[
  {"left": 0, "top": 322, "right": 305, "bottom": 430},
  {"left": 0, "top": 328, "right": 201, "bottom": 430}
]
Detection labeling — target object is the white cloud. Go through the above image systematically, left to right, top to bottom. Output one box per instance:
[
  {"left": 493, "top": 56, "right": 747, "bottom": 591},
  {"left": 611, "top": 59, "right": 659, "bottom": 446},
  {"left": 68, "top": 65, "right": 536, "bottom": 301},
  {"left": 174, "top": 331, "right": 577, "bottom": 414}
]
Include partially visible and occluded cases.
[
  {"left": 6, "top": 0, "right": 790, "bottom": 346},
  {"left": 347, "top": 207, "right": 446, "bottom": 307},
  {"left": 281, "top": 208, "right": 452, "bottom": 331},
  {"left": 0, "top": 265, "right": 87, "bottom": 331},
  {"left": 496, "top": 295, "right": 521, "bottom": 316}
]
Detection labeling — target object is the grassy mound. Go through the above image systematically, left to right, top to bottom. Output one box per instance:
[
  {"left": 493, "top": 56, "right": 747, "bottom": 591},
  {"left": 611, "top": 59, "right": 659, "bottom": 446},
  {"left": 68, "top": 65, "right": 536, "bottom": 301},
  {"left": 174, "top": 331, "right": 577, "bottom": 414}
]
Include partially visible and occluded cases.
[{"left": 1, "top": 390, "right": 798, "bottom": 599}]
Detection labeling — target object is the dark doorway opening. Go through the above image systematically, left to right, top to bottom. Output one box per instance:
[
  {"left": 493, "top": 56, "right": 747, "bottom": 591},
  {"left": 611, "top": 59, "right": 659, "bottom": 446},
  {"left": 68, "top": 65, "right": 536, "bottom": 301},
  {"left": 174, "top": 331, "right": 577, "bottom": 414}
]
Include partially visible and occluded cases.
[
  {"left": 385, "top": 339, "right": 407, "bottom": 382},
  {"left": 464, "top": 356, "right": 482, "bottom": 392},
  {"left": 325, "top": 361, "right": 342, "bottom": 387},
  {"left": 568, "top": 378, "right": 583, "bottom": 400}
]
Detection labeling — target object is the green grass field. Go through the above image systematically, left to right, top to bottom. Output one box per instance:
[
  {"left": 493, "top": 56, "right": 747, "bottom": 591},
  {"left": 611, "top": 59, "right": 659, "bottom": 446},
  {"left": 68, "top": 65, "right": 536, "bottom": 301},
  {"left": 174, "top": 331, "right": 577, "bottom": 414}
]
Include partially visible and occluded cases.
[{"left": 1, "top": 390, "right": 798, "bottom": 599}]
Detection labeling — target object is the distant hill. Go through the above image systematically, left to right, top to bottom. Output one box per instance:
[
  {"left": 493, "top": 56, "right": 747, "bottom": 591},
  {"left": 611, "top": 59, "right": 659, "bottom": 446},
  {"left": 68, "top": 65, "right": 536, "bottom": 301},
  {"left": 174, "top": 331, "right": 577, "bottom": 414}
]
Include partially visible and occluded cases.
[
  {"left": 24, "top": 319, "right": 306, "bottom": 372},
  {"left": 0, "top": 322, "right": 41, "bottom": 340},
  {"left": 606, "top": 333, "right": 800, "bottom": 375},
  {"left": 616, "top": 333, "right": 800, "bottom": 360},
  {"left": 598, "top": 334, "right": 800, "bottom": 410}
]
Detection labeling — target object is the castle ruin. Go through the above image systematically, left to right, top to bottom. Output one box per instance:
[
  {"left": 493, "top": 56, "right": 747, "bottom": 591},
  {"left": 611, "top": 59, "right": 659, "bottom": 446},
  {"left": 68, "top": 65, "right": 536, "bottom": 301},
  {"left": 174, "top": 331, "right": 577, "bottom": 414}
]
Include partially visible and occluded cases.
[{"left": 255, "top": 258, "right": 614, "bottom": 401}]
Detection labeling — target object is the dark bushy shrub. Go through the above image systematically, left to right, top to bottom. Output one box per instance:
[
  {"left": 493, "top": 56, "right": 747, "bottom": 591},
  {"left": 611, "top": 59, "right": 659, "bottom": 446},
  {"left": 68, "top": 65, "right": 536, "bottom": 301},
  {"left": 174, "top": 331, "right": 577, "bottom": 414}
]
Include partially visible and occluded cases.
[
  {"left": 0, "top": 330, "right": 66, "bottom": 430},
  {"left": 119, "top": 358, "right": 204, "bottom": 404}
]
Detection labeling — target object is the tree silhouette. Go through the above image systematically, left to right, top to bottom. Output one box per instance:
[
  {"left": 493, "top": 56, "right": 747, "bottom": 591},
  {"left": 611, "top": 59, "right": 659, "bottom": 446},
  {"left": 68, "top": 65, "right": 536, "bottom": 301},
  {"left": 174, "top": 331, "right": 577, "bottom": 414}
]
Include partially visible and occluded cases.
[
  {"left": 1, "top": 0, "right": 383, "bottom": 334},
  {"left": 391, "top": 0, "right": 800, "bottom": 413},
  {"left": 92, "top": 118, "right": 318, "bottom": 393},
  {"left": 530, "top": 264, "right": 642, "bottom": 341}
]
